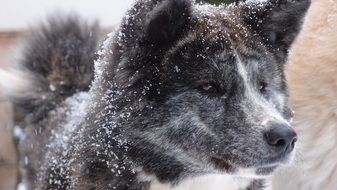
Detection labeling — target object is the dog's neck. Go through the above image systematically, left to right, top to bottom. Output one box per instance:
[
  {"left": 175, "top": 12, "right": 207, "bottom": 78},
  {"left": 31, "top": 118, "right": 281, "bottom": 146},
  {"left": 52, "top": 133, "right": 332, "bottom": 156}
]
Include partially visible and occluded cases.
[{"left": 139, "top": 172, "right": 270, "bottom": 190}]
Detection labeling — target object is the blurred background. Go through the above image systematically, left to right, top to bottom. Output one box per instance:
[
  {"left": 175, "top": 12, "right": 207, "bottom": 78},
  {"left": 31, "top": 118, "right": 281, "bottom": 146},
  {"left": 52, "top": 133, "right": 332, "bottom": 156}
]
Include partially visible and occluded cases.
[
  {"left": 0, "top": 0, "right": 336, "bottom": 190},
  {"left": 1, "top": 1, "right": 128, "bottom": 189}
]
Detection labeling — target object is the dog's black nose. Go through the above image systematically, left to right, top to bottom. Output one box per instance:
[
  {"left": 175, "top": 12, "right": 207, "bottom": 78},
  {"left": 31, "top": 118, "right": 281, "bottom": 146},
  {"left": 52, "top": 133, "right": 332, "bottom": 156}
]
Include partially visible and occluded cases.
[{"left": 264, "top": 123, "right": 297, "bottom": 153}]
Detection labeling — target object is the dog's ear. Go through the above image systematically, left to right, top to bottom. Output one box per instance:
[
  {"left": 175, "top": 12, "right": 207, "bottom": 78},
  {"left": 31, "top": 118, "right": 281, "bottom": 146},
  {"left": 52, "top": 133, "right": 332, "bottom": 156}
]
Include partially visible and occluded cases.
[
  {"left": 110, "top": 0, "right": 194, "bottom": 100},
  {"left": 120, "top": 0, "right": 194, "bottom": 49},
  {"left": 144, "top": 0, "right": 193, "bottom": 47},
  {"left": 242, "top": 0, "right": 311, "bottom": 57}
]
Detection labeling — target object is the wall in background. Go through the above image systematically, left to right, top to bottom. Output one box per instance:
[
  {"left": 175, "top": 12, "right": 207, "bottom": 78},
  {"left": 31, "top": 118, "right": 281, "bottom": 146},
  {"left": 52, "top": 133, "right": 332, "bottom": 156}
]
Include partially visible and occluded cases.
[{"left": 0, "top": 0, "right": 135, "bottom": 31}]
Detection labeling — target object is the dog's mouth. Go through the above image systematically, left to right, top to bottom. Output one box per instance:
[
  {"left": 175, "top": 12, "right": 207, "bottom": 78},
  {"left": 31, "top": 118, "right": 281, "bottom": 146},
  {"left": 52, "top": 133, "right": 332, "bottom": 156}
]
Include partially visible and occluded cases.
[
  {"left": 209, "top": 150, "right": 295, "bottom": 178},
  {"left": 210, "top": 157, "right": 280, "bottom": 178},
  {"left": 210, "top": 157, "right": 279, "bottom": 178},
  {"left": 255, "top": 165, "right": 279, "bottom": 176}
]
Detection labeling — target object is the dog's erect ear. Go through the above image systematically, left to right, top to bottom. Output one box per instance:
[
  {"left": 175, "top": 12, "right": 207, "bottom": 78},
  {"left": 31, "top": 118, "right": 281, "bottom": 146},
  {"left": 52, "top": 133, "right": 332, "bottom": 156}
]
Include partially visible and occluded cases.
[
  {"left": 111, "top": 0, "right": 194, "bottom": 99},
  {"left": 120, "top": 0, "right": 193, "bottom": 49},
  {"left": 144, "top": 0, "right": 193, "bottom": 47},
  {"left": 242, "top": 0, "right": 311, "bottom": 56}
]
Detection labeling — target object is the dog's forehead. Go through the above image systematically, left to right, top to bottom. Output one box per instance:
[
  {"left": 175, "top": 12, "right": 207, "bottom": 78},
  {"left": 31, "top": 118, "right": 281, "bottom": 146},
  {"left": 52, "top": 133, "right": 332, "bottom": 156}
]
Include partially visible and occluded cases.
[
  {"left": 163, "top": 5, "right": 274, "bottom": 78},
  {"left": 165, "top": 5, "right": 259, "bottom": 61},
  {"left": 194, "top": 5, "right": 254, "bottom": 49}
]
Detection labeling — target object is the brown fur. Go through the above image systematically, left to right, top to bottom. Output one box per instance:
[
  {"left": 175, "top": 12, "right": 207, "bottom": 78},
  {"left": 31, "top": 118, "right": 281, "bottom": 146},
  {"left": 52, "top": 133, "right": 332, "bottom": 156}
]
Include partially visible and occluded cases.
[{"left": 273, "top": 0, "right": 337, "bottom": 189}]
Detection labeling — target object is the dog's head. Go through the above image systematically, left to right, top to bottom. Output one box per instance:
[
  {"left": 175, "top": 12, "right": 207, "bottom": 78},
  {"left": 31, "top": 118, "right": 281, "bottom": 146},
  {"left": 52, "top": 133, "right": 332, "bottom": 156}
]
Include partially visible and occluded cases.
[{"left": 105, "top": 0, "right": 310, "bottom": 182}]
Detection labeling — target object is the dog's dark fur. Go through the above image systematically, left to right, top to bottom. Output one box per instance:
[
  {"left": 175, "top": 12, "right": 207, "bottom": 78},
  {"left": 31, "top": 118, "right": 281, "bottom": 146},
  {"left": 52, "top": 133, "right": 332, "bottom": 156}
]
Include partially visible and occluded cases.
[{"left": 11, "top": 0, "right": 310, "bottom": 189}]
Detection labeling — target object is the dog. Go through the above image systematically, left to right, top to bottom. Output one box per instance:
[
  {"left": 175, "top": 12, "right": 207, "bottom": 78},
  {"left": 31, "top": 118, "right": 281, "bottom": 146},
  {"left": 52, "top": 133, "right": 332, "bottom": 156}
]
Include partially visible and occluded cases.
[
  {"left": 0, "top": 0, "right": 310, "bottom": 189},
  {"left": 273, "top": 0, "right": 337, "bottom": 189}
]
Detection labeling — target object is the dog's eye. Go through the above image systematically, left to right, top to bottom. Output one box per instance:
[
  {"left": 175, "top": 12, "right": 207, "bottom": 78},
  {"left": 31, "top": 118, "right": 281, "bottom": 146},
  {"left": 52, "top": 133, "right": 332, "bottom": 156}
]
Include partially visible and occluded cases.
[
  {"left": 259, "top": 81, "right": 267, "bottom": 93},
  {"left": 198, "top": 83, "right": 220, "bottom": 94}
]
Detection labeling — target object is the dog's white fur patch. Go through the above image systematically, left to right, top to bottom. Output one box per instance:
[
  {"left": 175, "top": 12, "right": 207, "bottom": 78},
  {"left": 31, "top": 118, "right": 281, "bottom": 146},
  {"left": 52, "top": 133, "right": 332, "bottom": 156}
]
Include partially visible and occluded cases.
[
  {"left": 233, "top": 48, "right": 290, "bottom": 128},
  {"left": 139, "top": 173, "right": 255, "bottom": 190}
]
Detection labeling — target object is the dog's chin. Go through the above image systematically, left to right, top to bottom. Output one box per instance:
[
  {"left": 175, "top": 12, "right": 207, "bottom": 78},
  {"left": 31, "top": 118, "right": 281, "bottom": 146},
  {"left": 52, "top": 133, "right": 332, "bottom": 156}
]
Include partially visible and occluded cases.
[
  {"left": 252, "top": 149, "right": 297, "bottom": 178},
  {"left": 211, "top": 159, "right": 282, "bottom": 179},
  {"left": 234, "top": 163, "right": 282, "bottom": 179}
]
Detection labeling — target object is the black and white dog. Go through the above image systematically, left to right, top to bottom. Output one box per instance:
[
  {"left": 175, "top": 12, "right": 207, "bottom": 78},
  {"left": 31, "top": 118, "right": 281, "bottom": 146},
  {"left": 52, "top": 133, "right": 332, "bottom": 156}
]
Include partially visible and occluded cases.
[{"left": 1, "top": 0, "right": 310, "bottom": 189}]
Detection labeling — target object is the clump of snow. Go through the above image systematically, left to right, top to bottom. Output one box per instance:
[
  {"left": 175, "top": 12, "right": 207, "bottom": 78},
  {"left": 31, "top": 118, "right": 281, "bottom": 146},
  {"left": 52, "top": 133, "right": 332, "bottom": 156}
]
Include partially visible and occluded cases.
[
  {"left": 245, "top": 0, "right": 268, "bottom": 4},
  {"left": 91, "top": 31, "right": 116, "bottom": 91},
  {"left": 49, "top": 84, "right": 56, "bottom": 91},
  {"left": 39, "top": 91, "right": 91, "bottom": 186},
  {"left": 47, "top": 91, "right": 91, "bottom": 150},
  {"left": 14, "top": 125, "right": 25, "bottom": 140},
  {"left": 17, "top": 183, "right": 27, "bottom": 190}
]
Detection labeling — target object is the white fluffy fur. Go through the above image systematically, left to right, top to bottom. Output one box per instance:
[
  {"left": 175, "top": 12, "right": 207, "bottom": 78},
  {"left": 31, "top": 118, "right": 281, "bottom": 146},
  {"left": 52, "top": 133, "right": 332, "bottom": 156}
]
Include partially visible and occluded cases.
[
  {"left": 273, "top": 0, "right": 337, "bottom": 189},
  {"left": 140, "top": 173, "right": 255, "bottom": 190}
]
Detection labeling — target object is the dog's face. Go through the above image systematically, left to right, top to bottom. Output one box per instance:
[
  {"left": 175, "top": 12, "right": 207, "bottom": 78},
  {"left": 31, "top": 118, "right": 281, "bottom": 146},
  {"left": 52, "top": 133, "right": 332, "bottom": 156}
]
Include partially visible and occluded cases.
[
  {"left": 108, "top": 0, "right": 310, "bottom": 181},
  {"left": 160, "top": 23, "right": 293, "bottom": 176}
]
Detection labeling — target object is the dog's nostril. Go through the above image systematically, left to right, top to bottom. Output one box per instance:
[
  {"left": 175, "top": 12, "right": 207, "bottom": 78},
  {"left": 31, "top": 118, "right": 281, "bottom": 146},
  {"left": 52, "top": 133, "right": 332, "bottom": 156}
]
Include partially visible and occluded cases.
[
  {"left": 264, "top": 123, "right": 297, "bottom": 153},
  {"left": 291, "top": 136, "right": 298, "bottom": 148},
  {"left": 274, "top": 139, "right": 286, "bottom": 147}
]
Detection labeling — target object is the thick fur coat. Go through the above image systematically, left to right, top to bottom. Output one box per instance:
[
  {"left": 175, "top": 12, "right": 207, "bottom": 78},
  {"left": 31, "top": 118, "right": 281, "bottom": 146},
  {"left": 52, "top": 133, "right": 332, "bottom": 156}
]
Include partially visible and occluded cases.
[{"left": 0, "top": 0, "right": 311, "bottom": 189}]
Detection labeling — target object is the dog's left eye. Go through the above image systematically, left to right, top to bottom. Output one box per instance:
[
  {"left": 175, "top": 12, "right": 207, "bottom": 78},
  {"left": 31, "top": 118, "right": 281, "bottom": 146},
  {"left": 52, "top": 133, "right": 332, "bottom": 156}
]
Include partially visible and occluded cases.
[{"left": 198, "top": 83, "right": 221, "bottom": 94}]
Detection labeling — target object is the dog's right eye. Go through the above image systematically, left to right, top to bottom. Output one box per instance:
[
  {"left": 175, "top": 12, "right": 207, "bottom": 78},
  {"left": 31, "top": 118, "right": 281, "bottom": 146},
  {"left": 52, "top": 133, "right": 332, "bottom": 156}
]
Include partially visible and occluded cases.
[
  {"left": 259, "top": 81, "right": 268, "bottom": 94},
  {"left": 198, "top": 83, "right": 221, "bottom": 94}
]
